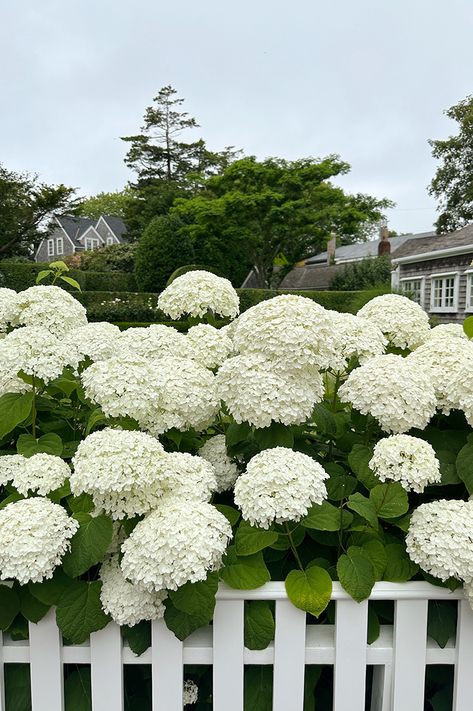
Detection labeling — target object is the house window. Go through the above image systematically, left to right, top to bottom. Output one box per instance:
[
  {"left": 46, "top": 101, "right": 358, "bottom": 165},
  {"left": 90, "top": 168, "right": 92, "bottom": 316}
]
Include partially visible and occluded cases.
[
  {"left": 106, "top": 236, "right": 114, "bottom": 246},
  {"left": 56, "top": 237, "right": 63, "bottom": 255},
  {"left": 85, "top": 238, "right": 99, "bottom": 251},
  {"left": 47, "top": 239, "right": 54, "bottom": 257},
  {"left": 466, "top": 272, "right": 473, "bottom": 311},
  {"left": 430, "top": 273, "right": 459, "bottom": 312},
  {"left": 400, "top": 278, "right": 423, "bottom": 305}
]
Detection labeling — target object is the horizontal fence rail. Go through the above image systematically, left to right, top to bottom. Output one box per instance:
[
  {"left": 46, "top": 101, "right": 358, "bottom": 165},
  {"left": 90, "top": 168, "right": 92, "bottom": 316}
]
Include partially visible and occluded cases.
[{"left": 1, "top": 582, "right": 473, "bottom": 711}]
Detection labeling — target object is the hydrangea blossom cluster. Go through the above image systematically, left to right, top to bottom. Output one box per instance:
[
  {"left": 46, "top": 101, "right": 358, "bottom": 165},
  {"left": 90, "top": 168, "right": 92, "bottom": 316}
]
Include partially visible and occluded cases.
[
  {"left": 158, "top": 270, "right": 240, "bottom": 320},
  {"left": 15, "top": 285, "right": 87, "bottom": 337},
  {"left": 0, "top": 287, "right": 20, "bottom": 332},
  {"left": 357, "top": 293, "right": 431, "bottom": 350},
  {"left": 231, "top": 295, "right": 339, "bottom": 368},
  {"left": 327, "top": 311, "right": 387, "bottom": 368},
  {"left": 65, "top": 322, "right": 121, "bottom": 362},
  {"left": 423, "top": 323, "right": 468, "bottom": 342},
  {"left": 116, "top": 324, "right": 189, "bottom": 360},
  {"left": 185, "top": 324, "right": 234, "bottom": 369},
  {"left": 0, "top": 326, "right": 80, "bottom": 382},
  {"left": 216, "top": 354, "right": 324, "bottom": 428},
  {"left": 338, "top": 354, "right": 436, "bottom": 433},
  {"left": 71, "top": 428, "right": 170, "bottom": 519},
  {"left": 198, "top": 435, "right": 240, "bottom": 492},
  {"left": 369, "top": 435, "right": 440, "bottom": 493},
  {"left": 234, "top": 447, "right": 329, "bottom": 529},
  {"left": 10, "top": 452, "right": 70, "bottom": 496},
  {"left": 161, "top": 452, "right": 217, "bottom": 502},
  {"left": 0, "top": 454, "right": 27, "bottom": 485},
  {"left": 0, "top": 497, "right": 78, "bottom": 584},
  {"left": 121, "top": 499, "right": 232, "bottom": 591},
  {"left": 406, "top": 500, "right": 473, "bottom": 581},
  {"left": 99, "top": 555, "right": 167, "bottom": 626},
  {"left": 183, "top": 681, "right": 198, "bottom": 706}
]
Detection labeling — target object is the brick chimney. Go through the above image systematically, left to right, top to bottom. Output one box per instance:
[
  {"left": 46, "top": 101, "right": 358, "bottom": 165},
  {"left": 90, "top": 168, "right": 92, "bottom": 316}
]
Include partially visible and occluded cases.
[
  {"left": 378, "top": 222, "right": 391, "bottom": 257},
  {"left": 326, "top": 233, "right": 337, "bottom": 264}
]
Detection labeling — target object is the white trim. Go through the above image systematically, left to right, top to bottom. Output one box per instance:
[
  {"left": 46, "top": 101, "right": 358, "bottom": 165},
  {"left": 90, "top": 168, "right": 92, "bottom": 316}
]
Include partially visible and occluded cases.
[
  {"left": 96, "top": 215, "right": 118, "bottom": 241},
  {"left": 55, "top": 217, "right": 79, "bottom": 252},
  {"left": 78, "top": 225, "right": 103, "bottom": 244},
  {"left": 106, "top": 236, "right": 114, "bottom": 246},
  {"left": 56, "top": 237, "right": 63, "bottom": 255},
  {"left": 84, "top": 237, "right": 100, "bottom": 251},
  {"left": 47, "top": 239, "right": 54, "bottom": 257},
  {"left": 393, "top": 243, "right": 473, "bottom": 265},
  {"left": 426, "top": 270, "right": 460, "bottom": 279},
  {"left": 429, "top": 272, "right": 459, "bottom": 313},
  {"left": 466, "top": 273, "right": 473, "bottom": 312},
  {"left": 399, "top": 276, "right": 425, "bottom": 307}
]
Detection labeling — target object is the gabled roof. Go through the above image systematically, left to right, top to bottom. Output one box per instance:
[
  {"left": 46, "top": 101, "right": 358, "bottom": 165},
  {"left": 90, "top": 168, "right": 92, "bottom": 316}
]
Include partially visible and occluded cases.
[
  {"left": 101, "top": 215, "right": 127, "bottom": 242},
  {"left": 56, "top": 216, "right": 95, "bottom": 247},
  {"left": 392, "top": 223, "right": 473, "bottom": 262},
  {"left": 77, "top": 225, "right": 103, "bottom": 243},
  {"left": 306, "top": 230, "right": 436, "bottom": 265}
]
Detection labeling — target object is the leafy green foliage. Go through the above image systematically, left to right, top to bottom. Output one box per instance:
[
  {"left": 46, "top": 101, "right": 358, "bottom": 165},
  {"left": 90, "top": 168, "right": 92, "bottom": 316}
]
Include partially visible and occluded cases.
[
  {"left": 329, "top": 256, "right": 392, "bottom": 291},
  {"left": 0, "top": 392, "right": 33, "bottom": 439},
  {"left": 16, "top": 433, "right": 63, "bottom": 457},
  {"left": 369, "top": 482, "right": 409, "bottom": 519},
  {"left": 301, "top": 501, "right": 353, "bottom": 531},
  {"left": 62, "top": 513, "right": 113, "bottom": 578},
  {"left": 235, "top": 521, "right": 279, "bottom": 556},
  {"left": 383, "top": 544, "right": 419, "bottom": 582},
  {"left": 220, "top": 546, "right": 270, "bottom": 589},
  {"left": 337, "top": 547, "right": 376, "bottom": 602},
  {"left": 285, "top": 567, "right": 332, "bottom": 617},
  {"left": 56, "top": 581, "right": 110, "bottom": 644},
  {"left": 0, "top": 585, "right": 20, "bottom": 630},
  {"left": 244, "top": 601, "right": 275, "bottom": 650},
  {"left": 428, "top": 601, "right": 457, "bottom": 648},
  {"left": 122, "top": 621, "right": 151, "bottom": 656},
  {"left": 244, "top": 667, "right": 273, "bottom": 711},
  {"left": 64, "top": 668, "right": 92, "bottom": 711}
]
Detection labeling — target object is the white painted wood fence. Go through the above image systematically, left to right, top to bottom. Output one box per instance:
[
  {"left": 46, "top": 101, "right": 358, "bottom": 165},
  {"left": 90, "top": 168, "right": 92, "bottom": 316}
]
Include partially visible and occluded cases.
[{"left": 1, "top": 581, "right": 473, "bottom": 711}]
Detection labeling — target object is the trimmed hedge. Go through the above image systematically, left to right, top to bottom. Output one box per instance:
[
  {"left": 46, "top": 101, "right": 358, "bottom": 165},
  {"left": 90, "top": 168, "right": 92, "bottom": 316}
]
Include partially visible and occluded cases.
[
  {"left": 0, "top": 261, "right": 136, "bottom": 292},
  {"left": 237, "top": 287, "right": 391, "bottom": 314}
]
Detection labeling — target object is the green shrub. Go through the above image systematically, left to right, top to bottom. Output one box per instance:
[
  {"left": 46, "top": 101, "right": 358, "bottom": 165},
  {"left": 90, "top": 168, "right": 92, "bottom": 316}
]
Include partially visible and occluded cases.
[
  {"left": 135, "top": 215, "right": 194, "bottom": 292},
  {"left": 79, "top": 244, "right": 136, "bottom": 273},
  {"left": 329, "top": 256, "right": 392, "bottom": 291},
  {"left": 0, "top": 261, "right": 136, "bottom": 293},
  {"left": 166, "top": 263, "right": 222, "bottom": 286},
  {"left": 82, "top": 271, "right": 137, "bottom": 292},
  {"left": 236, "top": 287, "right": 390, "bottom": 314},
  {"left": 76, "top": 291, "right": 165, "bottom": 322}
]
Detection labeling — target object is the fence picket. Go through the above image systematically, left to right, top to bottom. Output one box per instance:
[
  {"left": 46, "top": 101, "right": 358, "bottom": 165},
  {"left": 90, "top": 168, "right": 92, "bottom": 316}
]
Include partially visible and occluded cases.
[
  {"left": 213, "top": 599, "right": 244, "bottom": 711},
  {"left": 273, "top": 599, "right": 306, "bottom": 711},
  {"left": 333, "top": 599, "right": 368, "bottom": 711},
  {"left": 392, "top": 599, "right": 428, "bottom": 711},
  {"left": 453, "top": 599, "right": 473, "bottom": 710},
  {"left": 29, "top": 610, "right": 63, "bottom": 711},
  {"left": 152, "top": 618, "right": 183, "bottom": 711},
  {"left": 90, "top": 624, "right": 123, "bottom": 711}
]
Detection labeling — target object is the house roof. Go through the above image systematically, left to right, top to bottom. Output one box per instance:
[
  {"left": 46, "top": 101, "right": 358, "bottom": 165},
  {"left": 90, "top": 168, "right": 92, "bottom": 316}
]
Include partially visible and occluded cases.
[
  {"left": 56, "top": 215, "right": 127, "bottom": 247},
  {"left": 102, "top": 215, "right": 127, "bottom": 242},
  {"left": 392, "top": 223, "right": 473, "bottom": 261},
  {"left": 306, "top": 230, "right": 436, "bottom": 264}
]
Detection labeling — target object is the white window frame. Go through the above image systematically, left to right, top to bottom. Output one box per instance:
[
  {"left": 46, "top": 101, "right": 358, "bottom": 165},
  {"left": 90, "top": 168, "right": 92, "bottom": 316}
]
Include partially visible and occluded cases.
[
  {"left": 106, "top": 236, "right": 114, "bottom": 246},
  {"left": 56, "top": 237, "right": 63, "bottom": 255},
  {"left": 85, "top": 238, "right": 100, "bottom": 251},
  {"left": 47, "top": 239, "right": 54, "bottom": 257},
  {"left": 465, "top": 270, "right": 473, "bottom": 312},
  {"left": 429, "top": 271, "right": 459, "bottom": 313},
  {"left": 399, "top": 276, "right": 425, "bottom": 307}
]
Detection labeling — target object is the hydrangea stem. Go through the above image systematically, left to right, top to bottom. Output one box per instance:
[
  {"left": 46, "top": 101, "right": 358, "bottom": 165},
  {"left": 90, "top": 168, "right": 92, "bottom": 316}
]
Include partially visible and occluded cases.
[
  {"left": 31, "top": 375, "right": 37, "bottom": 438},
  {"left": 284, "top": 522, "right": 304, "bottom": 571}
]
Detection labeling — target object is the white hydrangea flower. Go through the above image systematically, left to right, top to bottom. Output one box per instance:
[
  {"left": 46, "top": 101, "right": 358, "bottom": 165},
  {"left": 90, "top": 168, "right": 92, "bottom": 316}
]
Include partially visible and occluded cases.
[
  {"left": 158, "top": 270, "right": 240, "bottom": 320},
  {"left": 15, "top": 285, "right": 87, "bottom": 337},
  {"left": 0, "top": 288, "right": 20, "bottom": 332},
  {"left": 357, "top": 294, "right": 430, "bottom": 350},
  {"left": 231, "top": 295, "right": 338, "bottom": 368},
  {"left": 327, "top": 312, "right": 387, "bottom": 368},
  {"left": 64, "top": 322, "right": 121, "bottom": 362},
  {"left": 423, "top": 323, "right": 468, "bottom": 343},
  {"left": 116, "top": 324, "right": 189, "bottom": 360},
  {"left": 185, "top": 324, "right": 233, "bottom": 369},
  {"left": 0, "top": 326, "right": 80, "bottom": 382},
  {"left": 408, "top": 338, "right": 473, "bottom": 414},
  {"left": 216, "top": 354, "right": 324, "bottom": 428},
  {"left": 338, "top": 354, "right": 436, "bottom": 433},
  {"left": 0, "top": 355, "right": 30, "bottom": 397},
  {"left": 71, "top": 428, "right": 170, "bottom": 520},
  {"left": 198, "top": 435, "right": 240, "bottom": 492},
  {"left": 369, "top": 435, "right": 440, "bottom": 493},
  {"left": 234, "top": 447, "right": 329, "bottom": 529},
  {"left": 162, "top": 452, "right": 217, "bottom": 502},
  {"left": 12, "top": 453, "right": 70, "bottom": 496},
  {"left": 0, "top": 454, "right": 25, "bottom": 485},
  {"left": 0, "top": 497, "right": 78, "bottom": 584},
  {"left": 121, "top": 499, "right": 232, "bottom": 591},
  {"left": 406, "top": 500, "right": 473, "bottom": 581},
  {"left": 99, "top": 555, "right": 166, "bottom": 627},
  {"left": 183, "top": 681, "right": 198, "bottom": 706}
]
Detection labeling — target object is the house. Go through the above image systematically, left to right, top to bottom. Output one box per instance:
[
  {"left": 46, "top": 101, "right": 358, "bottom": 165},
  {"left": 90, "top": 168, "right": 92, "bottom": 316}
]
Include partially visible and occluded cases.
[
  {"left": 35, "top": 215, "right": 127, "bottom": 262},
  {"left": 391, "top": 223, "right": 473, "bottom": 323}
]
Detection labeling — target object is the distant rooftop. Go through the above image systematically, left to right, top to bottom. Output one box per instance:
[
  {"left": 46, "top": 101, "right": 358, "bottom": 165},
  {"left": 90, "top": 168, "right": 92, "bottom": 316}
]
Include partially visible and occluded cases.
[{"left": 306, "top": 230, "right": 436, "bottom": 265}]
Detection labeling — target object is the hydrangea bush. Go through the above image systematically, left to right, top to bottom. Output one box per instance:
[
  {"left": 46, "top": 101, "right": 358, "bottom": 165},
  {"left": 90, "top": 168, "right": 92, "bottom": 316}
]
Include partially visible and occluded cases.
[{"left": 0, "top": 275, "right": 472, "bottom": 707}]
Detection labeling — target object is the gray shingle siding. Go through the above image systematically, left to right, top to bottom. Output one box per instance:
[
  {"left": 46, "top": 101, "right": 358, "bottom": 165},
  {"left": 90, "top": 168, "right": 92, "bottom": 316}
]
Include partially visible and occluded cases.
[
  {"left": 35, "top": 214, "right": 127, "bottom": 262},
  {"left": 35, "top": 227, "right": 75, "bottom": 262}
]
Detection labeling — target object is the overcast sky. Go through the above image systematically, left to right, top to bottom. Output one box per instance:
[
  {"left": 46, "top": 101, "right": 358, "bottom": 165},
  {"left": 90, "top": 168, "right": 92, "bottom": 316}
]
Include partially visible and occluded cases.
[{"left": 1, "top": 0, "right": 473, "bottom": 235}]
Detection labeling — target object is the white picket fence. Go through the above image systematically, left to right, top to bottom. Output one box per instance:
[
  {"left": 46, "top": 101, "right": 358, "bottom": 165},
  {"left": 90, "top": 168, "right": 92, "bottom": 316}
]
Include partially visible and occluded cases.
[{"left": 1, "top": 581, "right": 472, "bottom": 711}]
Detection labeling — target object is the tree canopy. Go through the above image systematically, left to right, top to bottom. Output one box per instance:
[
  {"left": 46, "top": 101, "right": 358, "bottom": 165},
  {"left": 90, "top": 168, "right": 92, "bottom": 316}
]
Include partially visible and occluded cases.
[
  {"left": 429, "top": 95, "right": 473, "bottom": 233},
  {"left": 172, "top": 156, "right": 392, "bottom": 287},
  {"left": 0, "top": 164, "right": 76, "bottom": 257},
  {"left": 76, "top": 189, "right": 133, "bottom": 220}
]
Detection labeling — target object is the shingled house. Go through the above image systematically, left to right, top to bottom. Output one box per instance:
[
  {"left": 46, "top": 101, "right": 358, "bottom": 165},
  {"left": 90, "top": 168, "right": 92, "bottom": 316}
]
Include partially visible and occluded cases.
[
  {"left": 35, "top": 215, "right": 127, "bottom": 262},
  {"left": 391, "top": 223, "right": 473, "bottom": 323}
]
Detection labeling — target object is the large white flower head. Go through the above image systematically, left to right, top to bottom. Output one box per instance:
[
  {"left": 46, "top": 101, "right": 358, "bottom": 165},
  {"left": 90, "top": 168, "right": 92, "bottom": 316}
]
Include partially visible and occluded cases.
[
  {"left": 158, "top": 270, "right": 240, "bottom": 320},
  {"left": 16, "top": 285, "right": 87, "bottom": 337},
  {"left": 0, "top": 288, "right": 20, "bottom": 332},
  {"left": 357, "top": 294, "right": 430, "bottom": 350},
  {"left": 231, "top": 295, "right": 338, "bottom": 368},
  {"left": 327, "top": 312, "right": 387, "bottom": 369},
  {"left": 65, "top": 322, "right": 121, "bottom": 362},
  {"left": 423, "top": 323, "right": 468, "bottom": 343},
  {"left": 116, "top": 324, "right": 189, "bottom": 360},
  {"left": 185, "top": 324, "right": 233, "bottom": 369},
  {"left": 0, "top": 326, "right": 80, "bottom": 382},
  {"left": 408, "top": 338, "right": 473, "bottom": 414},
  {"left": 0, "top": 351, "right": 30, "bottom": 397},
  {"left": 216, "top": 354, "right": 324, "bottom": 428},
  {"left": 338, "top": 354, "right": 436, "bottom": 433},
  {"left": 71, "top": 428, "right": 169, "bottom": 519},
  {"left": 198, "top": 435, "right": 240, "bottom": 492},
  {"left": 369, "top": 435, "right": 440, "bottom": 493},
  {"left": 234, "top": 447, "right": 329, "bottom": 529},
  {"left": 161, "top": 452, "right": 217, "bottom": 502},
  {"left": 12, "top": 453, "right": 70, "bottom": 496},
  {"left": 0, "top": 455, "right": 25, "bottom": 486},
  {"left": 0, "top": 497, "right": 78, "bottom": 584},
  {"left": 121, "top": 499, "right": 232, "bottom": 591},
  {"left": 406, "top": 500, "right": 473, "bottom": 582},
  {"left": 99, "top": 555, "right": 166, "bottom": 627},
  {"left": 183, "top": 681, "right": 198, "bottom": 706}
]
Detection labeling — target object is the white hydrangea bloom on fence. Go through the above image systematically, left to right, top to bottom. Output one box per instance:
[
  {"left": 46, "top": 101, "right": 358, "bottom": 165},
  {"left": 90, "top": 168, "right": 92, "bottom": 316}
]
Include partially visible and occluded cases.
[
  {"left": 158, "top": 270, "right": 240, "bottom": 320},
  {"left": 15, "top": 285, "right": 87, "bottom": 337},
  {"left": 0, "top": 287, "right": 20, "bottom": 332},
  {"left": 357, "top": 293, "right": 430, "bottom": 350},
  {"left": 327, "top": 311, "right": 387, "bottom": 368},
  {"left": 65, "top": 321, "right": 121, "bottom": 362},
  {"left": 423, "top": 323, "right": 468, "bottom": 342},
  {"left": 116, "top": 324, "right": 189, "bottom": 360},
  {"left": 185, "top": 324, "right": 234, "bottom": 369},
  {"left": 0, "top": 326, "right": 80, "bottom": 382},
  {"left": 198, "top": 434, "right": 240, "bottom": 492},
  {"left": 369, "top": 434, "right": 441, "bottom": 493},
  {"left": 234, "top": 447, "right": 329, "bottom": 529},
  {"left": 12, "top": 452, "right": 70, "bottom": 496},
  {"left": 161, "top": 452, "right": 217, "bottom": 502},
  {"left": 0, "top": 454, "right": 26, "bottom": 485},
  {"left": 0, "top": 497, "right": 78, "bottom": 584},
  {"left": 183, "top": 681, "right": 198, "bottom": 705}
]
